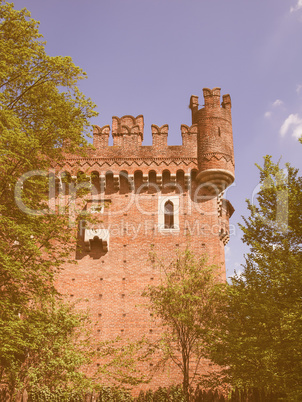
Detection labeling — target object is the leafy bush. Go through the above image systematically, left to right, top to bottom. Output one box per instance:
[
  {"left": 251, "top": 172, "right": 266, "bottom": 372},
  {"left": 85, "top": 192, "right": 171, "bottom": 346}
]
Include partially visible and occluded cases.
[{"left": 135, "top": 385, "right": 185, "bottom": 402}]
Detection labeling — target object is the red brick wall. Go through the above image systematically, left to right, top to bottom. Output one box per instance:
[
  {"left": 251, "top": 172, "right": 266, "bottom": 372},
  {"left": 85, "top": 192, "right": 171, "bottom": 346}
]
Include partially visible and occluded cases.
[{"left": 54, "top": 88, "right": 235, "bottom": 391}]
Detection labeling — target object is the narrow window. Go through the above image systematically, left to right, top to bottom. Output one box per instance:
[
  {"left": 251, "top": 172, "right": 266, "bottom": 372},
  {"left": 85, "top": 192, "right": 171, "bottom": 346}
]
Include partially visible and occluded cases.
[
  {"left": 134, "top": 170, "right": 143, "bottom": 193},
  {"left": 148, "top": 170, "right": 157, "bottom": 193},
  {"left": 162, "top": 170, "right": 171, "bottom": 192},
  {"left": 176, "top": 170, "right": 185, "bottom": 193},
  {"left": 61, "top": 171, "right": 71, "bottom": 195},
  {"left": 91, "top": 171, "right": 100, "bottom": 194},
  {"left": 105, "top": 171, "right": 114, "bottom": 194},
  {"left": 119, "top": 171, "right": 129, "bottom": 194},
  {"left": 164, "top": 200, "right": 174, "bottom": 229}
]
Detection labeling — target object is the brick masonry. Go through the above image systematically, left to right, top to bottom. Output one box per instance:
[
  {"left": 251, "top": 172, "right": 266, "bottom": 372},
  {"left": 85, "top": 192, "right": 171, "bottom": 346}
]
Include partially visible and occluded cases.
[{"left": 54, "top": 87, "right": 235, "bottom": 391}]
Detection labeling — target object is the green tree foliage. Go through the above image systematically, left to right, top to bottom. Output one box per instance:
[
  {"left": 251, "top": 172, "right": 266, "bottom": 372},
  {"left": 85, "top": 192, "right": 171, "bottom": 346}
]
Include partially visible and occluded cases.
[
  {"left": 0, "top": 1, "right": 96, "bottom": 397},
  {"left": 211, "top": 156, "right": 302, "bottom": 401},
  {"left": 144, "top": 248, "right": 224, "bottom": 401},
  {"left": 14, "top": 300, "right": 93, "bottom": 397},
  {"left": 95, "top": 337, "right": 154, "bottom": 387},
  {"left": 136, "top": 385, "right": 186, "bottom": 402}
]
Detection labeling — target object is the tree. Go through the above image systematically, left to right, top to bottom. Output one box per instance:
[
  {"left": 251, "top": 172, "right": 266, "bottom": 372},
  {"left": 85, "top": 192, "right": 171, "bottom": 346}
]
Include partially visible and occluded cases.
[
  {"left": 0, "top": 1, "right": 97, "bottom": 397},
  {"left": 211, "top": 156, "right": 302, "bottom": 400},
  {"left": 143, "top": 248, "right": 224, "bottom": 401},
  {"left": 12, "top": 300, "right": 93, "bottom": 399},
  {"left": 95, "top": 337, "right": 154, "bottom": 387}
]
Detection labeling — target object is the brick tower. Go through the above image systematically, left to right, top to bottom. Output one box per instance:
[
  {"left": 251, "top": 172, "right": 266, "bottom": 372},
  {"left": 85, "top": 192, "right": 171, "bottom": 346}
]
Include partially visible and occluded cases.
[
  {"left": 55, "top": 87, "right": 235, "bottom": 389},
  {"left": 190, "top": 87, "right": 234, "bottom": 193}
]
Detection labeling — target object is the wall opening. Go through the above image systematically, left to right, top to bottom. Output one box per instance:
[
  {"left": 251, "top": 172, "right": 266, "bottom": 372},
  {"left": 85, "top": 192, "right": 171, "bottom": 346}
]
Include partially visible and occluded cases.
[
  {"left": 120, "top": 170, "right": 129, "bottom": 194},
  {"left": 134, "top": 170, "right": 144, "bottom": 194},
  {"left": 164, "top": 200, "right": 174, "bottom": 229}
]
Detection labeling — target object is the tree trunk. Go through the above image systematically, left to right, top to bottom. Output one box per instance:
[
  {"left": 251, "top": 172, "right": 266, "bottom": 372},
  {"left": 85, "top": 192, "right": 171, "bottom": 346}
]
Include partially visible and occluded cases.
[
  {"left": 183, "top": 357, "right": 190, "bottom": 401},
  {"left": 22, "top": 389, "right": 28, "bottom": 402}
]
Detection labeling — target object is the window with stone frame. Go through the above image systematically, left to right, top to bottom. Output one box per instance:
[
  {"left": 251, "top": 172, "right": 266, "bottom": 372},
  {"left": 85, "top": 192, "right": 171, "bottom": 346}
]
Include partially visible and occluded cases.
[{"left": 164, "top": 200, "right": 174, "bottom": 229}]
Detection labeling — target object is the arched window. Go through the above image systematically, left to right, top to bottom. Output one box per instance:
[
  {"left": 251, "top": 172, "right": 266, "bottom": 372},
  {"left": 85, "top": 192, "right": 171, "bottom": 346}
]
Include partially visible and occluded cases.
[
  {"left": 190, "top": 168, "right": 198, "bottom": 197},
  {"left": 190, "top": 169, "right": 198, "bottom": 183},
  {"left": 119, "top": 170, "right": 129, "bottom": 194},
  {"left": 134, "top": 170, "right": 143, "bottom": 193},
  {"left": 148, "top": 170, "right": 157, "bottom": 193},
  {"left": 149, "top": 170, "right": 156, "bottom": 184},
  {"left": 162, "top": 170, "right": 171, "bottom": 187},
  {"left": 162, "top": 170, "right": 171, "bottom": 194},
  {"left": 176, "top": 170, "right": 185, "bottom": 193},
  {"left": 61, "top": 171, "right": 71, "bottom": 195},
  {"left": 77, "top": 171, "right": 88, "bottom": 183},
  {"left": 91, "top": 171, "right": 100, "bottom": 194},
  {"left": 105, "top": 171, "right": 114, "bottom": 194},
  {"left": 55, "top": 176, "right": 61, "bottom": 196},
  {"left": 164, "top": 200, "right": 174, "bottom": 229}
]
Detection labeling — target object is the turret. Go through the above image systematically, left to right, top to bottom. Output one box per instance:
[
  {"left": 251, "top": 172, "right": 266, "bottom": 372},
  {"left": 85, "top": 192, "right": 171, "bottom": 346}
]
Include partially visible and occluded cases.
[{"left": 190, "top": 88, "right": 235, "bottom": 194}]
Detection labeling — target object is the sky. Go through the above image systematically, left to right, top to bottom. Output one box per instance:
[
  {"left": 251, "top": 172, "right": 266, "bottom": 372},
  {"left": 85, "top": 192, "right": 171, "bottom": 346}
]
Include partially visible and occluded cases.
[{"left": 10, "top": 0, "right": 302, "bottom": 278}]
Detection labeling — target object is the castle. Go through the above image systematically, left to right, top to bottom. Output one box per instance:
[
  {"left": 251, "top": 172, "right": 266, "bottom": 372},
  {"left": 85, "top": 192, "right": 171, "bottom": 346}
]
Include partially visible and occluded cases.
[{"left": 55, "top": 87, "right": 235, "bottom": 389}]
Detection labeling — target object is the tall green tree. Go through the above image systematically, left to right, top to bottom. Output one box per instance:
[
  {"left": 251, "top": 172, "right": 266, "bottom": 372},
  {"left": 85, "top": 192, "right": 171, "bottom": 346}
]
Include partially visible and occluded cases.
[
  {"left": 0, "top": 1, "right": 97, "bottom": 397},
  {"left": 211, "top": 156, "right": 302, "bottom": 401},
  {"left": 144, "top": 248, "right": 224, "bottom": 401}
]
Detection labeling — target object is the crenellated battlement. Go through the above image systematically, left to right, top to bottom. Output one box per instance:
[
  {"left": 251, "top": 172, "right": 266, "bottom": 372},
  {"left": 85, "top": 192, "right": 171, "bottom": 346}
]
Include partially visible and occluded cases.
[
  {"left": 75, "top": 87, "right": 235, "bottom": 193},
  {"left": 203, "top": 87, "right": 221, "bottom": 108},
  {"left": 190, "top": 88, "right": 232, "bottom": 122},
  {"left": 222, "top": 94, "right": 231, "bottom": 110},
  {"left": 112, "top": 115, "right": 144, "bottom": 147},
  {"left": 91, "top": 118, "right": 198, "bottom": 156},
  {"left": 92, "top": 124, "right": 110, "bottom": 148},
  {"left": 181, "top": 124, "right": 197, "bottom": 148}
]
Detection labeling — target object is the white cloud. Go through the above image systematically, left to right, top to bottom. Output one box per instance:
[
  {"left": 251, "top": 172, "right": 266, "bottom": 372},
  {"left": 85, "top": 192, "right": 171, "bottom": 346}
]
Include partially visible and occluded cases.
[
  {"left": 290, "top": 0, "right": 302, "bottom": 13},
  {"left": 296, "top": 84, "right": 302, "bottom": 94},
  {"left": 264, "top": 99, "right": 284, "bottom": 119},
  {"left": 272, "top": 99, "right": 283, "bottom": 107},
  {"left": 264, "top": 111, "right": 272, "bottom": 118},
  {"left": 280, "top": 113, "right": 302, "bottom": 139},
  {"left": 225, "top": 245, "right": 231, "bottom": 261},
  {"left": 229, "top": 262, "right": 243, "bottom": 279},
  {"left": 234, "top": 262, "right": 243, "bottom": 277}
]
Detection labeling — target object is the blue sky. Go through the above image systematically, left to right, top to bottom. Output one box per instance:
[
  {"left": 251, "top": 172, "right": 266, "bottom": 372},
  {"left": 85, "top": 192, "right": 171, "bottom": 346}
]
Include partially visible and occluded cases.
[{"left": 10, "top": 0, "right": 302, "bottom": 277}]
